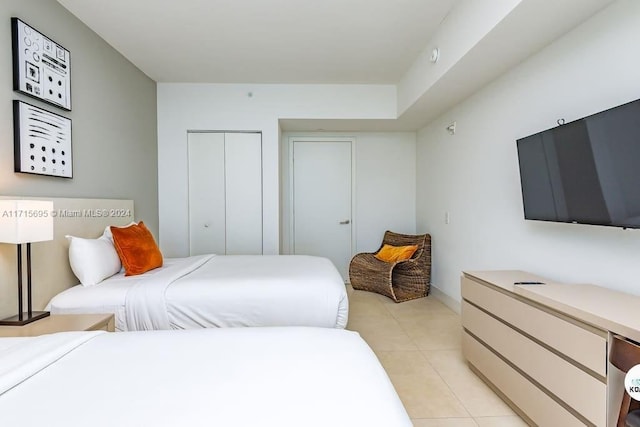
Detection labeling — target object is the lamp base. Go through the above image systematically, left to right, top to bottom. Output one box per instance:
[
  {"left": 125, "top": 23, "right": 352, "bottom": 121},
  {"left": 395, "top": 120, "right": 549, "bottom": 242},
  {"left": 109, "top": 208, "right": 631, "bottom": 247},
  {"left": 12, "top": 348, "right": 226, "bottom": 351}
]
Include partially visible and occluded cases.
[{"left": 0, "top": 311, "right": 50, "bottom": 326}]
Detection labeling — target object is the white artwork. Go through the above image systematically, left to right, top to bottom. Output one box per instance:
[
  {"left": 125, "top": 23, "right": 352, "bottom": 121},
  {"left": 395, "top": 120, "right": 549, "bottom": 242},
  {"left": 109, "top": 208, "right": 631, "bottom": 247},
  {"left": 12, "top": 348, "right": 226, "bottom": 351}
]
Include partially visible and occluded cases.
[
  {"left": 12, "top": 18, "right": 71, "bottom": 111},
  {"left": 14, "top": 100, "right": 73, "bottom": 178}
]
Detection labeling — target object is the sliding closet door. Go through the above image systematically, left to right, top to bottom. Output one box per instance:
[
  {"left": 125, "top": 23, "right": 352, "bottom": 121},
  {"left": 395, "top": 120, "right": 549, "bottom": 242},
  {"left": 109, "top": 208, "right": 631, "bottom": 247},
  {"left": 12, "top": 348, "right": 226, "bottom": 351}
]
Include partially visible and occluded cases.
[
  {"left": 188, "top": 132, "right": 226, "bottom": 255},
  {"left": 224, "top": 133, "right": 262, "bottom": 255}
]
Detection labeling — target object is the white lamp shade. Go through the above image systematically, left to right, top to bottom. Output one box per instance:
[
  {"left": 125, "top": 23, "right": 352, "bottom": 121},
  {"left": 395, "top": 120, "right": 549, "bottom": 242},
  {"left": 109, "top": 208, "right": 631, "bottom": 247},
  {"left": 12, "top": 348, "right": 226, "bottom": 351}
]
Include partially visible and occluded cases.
[{"left": 0, "top": 200, "right": 54, "bottom": 244}]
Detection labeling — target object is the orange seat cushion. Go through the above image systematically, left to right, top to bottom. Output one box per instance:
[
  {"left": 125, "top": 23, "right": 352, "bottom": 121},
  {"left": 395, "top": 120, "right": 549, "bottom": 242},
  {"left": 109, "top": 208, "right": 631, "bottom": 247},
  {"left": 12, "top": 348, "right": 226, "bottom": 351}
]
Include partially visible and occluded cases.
[
  {"left": 110, "top": 221, "right": 163, "bottom": 276},
  {"left": 374, "top": 244, "right": 418, "bottom": 263}
]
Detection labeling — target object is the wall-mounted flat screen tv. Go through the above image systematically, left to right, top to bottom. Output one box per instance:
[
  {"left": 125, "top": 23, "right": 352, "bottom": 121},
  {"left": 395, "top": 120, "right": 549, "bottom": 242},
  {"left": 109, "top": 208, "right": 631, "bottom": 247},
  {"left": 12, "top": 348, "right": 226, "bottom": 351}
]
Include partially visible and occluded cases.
[{"left": 516, "top": 98, "right": 640, "bottom": 229}]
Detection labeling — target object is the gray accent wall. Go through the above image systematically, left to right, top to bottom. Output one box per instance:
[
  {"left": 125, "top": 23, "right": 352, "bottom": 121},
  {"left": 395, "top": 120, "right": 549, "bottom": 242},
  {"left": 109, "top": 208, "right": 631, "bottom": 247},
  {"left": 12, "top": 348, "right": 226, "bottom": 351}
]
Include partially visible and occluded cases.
[{"left": 0, "top": 0, "right": 158, "bottom": 235}]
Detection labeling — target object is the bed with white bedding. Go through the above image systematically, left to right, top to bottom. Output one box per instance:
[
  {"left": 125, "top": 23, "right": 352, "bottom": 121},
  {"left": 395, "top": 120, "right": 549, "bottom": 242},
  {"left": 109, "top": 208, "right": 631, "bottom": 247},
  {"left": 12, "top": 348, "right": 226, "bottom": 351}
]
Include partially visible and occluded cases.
[
  {"left": 48, "top": 254, "right": 349, "bottom": 331},
  {"left": 0, "top": 327, "right": 410, "bottom": 427}
]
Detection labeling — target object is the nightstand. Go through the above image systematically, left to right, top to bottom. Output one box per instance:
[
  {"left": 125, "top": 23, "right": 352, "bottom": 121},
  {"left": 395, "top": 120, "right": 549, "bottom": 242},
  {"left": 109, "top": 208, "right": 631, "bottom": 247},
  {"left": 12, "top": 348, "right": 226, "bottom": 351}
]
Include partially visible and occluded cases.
[{"left": 0, "top": 313, "right": 115, "bottom": 337}]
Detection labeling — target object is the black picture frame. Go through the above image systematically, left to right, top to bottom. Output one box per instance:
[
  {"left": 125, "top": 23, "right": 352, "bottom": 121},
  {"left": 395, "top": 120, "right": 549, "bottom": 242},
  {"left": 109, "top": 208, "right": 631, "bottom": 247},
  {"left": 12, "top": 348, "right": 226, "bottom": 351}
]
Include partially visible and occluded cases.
[
  {"left": 12, "top": 17, "right": 71, "bottom": 111},
  {"left": 13, "top": 100, "right": 73, "bottom": 178}
]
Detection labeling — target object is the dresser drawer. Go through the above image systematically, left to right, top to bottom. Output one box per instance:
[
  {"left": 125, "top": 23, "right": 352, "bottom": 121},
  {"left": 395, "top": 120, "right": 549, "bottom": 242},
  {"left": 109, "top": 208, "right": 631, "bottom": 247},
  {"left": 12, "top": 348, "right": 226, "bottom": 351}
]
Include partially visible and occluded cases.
[
  {"left": 462, "top": 276, "right": 606, "bottom": 376},
  {"left": 463, "top": 301, "right": 605, "bottom": 426},
  {"left": 463, "top": 331, "right": 585, "bottom": 427}
]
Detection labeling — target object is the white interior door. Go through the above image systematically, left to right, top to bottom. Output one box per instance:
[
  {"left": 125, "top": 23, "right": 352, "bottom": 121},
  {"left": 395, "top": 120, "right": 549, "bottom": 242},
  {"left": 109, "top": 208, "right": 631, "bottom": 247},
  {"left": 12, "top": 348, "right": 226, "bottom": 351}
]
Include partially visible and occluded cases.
[
  {"left": 188, "top": 132, "right": 226, "bottom": 255},
  {"left": 225, "top": 133, "right": 263, "bottom": 254},
  {"left": 293, "top": 140, "right": 352, "bottom": 279}
]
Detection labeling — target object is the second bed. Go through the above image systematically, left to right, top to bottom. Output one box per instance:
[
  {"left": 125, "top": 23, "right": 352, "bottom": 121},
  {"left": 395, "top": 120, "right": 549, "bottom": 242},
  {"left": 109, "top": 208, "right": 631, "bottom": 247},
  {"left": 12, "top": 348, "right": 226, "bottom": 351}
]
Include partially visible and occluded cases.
[{"left": 49, "top": 254, "right": 349, "bottom": 331}]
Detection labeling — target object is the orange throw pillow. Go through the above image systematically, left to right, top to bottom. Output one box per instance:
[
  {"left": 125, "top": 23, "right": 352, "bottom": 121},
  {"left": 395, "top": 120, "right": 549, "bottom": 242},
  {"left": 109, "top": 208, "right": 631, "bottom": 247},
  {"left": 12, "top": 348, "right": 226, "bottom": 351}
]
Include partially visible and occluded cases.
[
  {"left": 110, "top": 221, "right": 163, "bottom": 276},
  {"left": 374, "top": 244, "right": 418, "bottom": 263}
]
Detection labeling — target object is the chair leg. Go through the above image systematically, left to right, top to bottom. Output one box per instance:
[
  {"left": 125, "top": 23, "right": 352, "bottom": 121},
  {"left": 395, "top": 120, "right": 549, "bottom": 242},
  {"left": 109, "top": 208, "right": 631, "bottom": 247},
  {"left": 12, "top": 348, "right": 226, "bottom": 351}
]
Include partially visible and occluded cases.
[{"left": 619, "top": 393, "right": 633, "bottom": 427}]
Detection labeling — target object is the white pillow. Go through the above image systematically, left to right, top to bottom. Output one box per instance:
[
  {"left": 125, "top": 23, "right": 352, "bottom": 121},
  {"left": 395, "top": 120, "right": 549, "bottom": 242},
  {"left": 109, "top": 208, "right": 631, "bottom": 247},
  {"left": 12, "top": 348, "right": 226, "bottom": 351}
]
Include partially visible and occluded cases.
[
  {"left": 102, "top": 222, "right": 137, "bottom": 243},
  {"left": 66, "top": 235, "right": 122, "bottom": 286}
]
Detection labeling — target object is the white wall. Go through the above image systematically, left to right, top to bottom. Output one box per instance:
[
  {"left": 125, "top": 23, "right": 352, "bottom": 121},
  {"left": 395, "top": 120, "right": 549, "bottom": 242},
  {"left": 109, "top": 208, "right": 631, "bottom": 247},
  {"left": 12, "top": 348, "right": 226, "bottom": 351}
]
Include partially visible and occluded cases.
[
  {"left": 416, "top": 0, "right": 640, "bottom": 301},
  {"left": 157, "top": 84, "right": 396, "bottom": 256},
  {"left": 280, "top": 132, "right": 416, "bottom": 255}
]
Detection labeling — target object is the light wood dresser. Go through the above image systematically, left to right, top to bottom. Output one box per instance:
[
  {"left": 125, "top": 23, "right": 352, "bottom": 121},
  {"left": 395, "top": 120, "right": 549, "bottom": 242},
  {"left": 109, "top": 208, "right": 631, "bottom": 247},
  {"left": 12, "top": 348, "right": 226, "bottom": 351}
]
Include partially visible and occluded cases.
[{"left": 461, "top": 270, "right": 640, "bottom": 427}]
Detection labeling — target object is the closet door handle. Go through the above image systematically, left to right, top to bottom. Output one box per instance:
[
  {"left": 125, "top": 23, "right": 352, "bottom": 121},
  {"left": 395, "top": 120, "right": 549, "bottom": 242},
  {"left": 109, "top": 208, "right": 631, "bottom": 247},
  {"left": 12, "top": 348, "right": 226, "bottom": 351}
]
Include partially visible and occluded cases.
[{"left": 339, "top": 220, "right": 350, "bottom": 225}]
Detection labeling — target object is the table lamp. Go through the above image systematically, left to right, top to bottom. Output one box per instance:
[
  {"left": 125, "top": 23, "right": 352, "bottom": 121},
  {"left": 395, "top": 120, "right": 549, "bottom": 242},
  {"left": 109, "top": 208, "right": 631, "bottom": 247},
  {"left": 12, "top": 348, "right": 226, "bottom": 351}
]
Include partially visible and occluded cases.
[{"left": 0, "top": 199, "right": 53, "bottom": 325}]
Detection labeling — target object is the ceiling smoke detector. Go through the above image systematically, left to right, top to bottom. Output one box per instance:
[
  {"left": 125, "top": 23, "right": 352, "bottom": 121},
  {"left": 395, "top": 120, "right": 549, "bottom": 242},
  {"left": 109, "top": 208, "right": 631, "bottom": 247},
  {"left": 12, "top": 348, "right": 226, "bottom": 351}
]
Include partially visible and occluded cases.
[{"left": 430, "top": 48, "right": 440, "bottom": 63}]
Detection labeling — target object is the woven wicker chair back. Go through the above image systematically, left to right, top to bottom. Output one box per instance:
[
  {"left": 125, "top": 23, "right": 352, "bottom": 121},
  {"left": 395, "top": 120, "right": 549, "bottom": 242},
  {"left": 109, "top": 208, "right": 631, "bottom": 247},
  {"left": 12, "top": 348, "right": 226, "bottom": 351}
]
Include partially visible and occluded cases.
[{"left": 381, "top": 231, "right": 429, "bottom": 259}]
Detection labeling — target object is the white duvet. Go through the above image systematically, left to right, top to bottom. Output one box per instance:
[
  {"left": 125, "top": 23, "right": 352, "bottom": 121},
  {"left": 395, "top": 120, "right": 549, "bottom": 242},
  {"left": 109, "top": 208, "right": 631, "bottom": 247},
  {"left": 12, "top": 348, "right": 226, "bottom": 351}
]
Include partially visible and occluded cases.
[
  {"left": 49, "top": 255, "right": 348, "bottom": 331},
  {"left": 0, "top": 328, "right": 411, "bottom": 427}
]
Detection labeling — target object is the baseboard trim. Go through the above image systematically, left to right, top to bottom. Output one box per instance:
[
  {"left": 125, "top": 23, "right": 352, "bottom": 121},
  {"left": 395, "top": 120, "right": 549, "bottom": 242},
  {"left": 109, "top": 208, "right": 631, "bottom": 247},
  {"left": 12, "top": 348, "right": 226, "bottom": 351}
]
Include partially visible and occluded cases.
[{"left": 430, "top": 284, "right": 461, "bottom": 314}]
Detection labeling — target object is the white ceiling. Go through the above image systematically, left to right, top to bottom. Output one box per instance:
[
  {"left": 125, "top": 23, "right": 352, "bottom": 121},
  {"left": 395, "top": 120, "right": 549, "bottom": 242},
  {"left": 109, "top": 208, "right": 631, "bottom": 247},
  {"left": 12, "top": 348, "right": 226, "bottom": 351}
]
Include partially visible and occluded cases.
[
  {"left": 56, "top": 0, "right": 458, "bottom": 84},
  {"left": 56, "top": 0, "right": 615, "bottom": 131}
]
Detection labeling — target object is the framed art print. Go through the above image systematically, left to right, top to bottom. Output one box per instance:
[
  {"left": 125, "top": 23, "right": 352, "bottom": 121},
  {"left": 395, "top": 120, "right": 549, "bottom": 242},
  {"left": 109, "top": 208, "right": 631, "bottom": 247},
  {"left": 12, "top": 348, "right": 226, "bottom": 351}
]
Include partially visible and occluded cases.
[
  {"left": 12, "top": 17, "right": 71, "bottom": 110},
  {"left": 13, "top": 100, "right": 73, "bottom": 178}
]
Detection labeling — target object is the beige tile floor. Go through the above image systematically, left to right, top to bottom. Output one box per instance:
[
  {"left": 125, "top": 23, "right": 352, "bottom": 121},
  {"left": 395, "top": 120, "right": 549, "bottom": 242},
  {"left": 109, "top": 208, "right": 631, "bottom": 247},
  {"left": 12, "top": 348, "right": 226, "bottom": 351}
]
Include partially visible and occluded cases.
[{"left": 345, "top": 285, "right": 528, "bottom": 427}]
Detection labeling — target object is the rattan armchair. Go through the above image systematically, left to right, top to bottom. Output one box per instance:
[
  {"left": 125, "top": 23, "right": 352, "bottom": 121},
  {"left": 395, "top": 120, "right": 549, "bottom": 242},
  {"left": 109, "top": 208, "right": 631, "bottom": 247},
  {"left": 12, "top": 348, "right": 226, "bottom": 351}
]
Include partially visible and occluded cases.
[{"left": 349, "top": 231, "right": 431, "bottom": 302}]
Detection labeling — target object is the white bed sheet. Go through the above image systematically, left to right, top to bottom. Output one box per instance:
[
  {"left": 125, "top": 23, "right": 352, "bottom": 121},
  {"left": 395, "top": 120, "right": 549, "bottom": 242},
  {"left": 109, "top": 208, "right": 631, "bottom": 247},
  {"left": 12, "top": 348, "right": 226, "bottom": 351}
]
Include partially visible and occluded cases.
[
  {"left": 48, "top": 255, "right": 348, "bottom": 331},
  {"left": 0, "top": 328, "right": 411, "bottom": 427}
]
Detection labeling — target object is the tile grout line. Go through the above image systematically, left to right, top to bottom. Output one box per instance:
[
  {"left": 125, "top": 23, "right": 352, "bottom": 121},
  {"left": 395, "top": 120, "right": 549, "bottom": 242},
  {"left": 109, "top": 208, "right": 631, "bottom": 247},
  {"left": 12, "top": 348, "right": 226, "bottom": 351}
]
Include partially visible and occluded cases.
[
  {"left": 350, "top": 289, "right": 524, "bottom": 425},
  {"left": 384, "top": 298, "right": 475, "bottom": 420}
]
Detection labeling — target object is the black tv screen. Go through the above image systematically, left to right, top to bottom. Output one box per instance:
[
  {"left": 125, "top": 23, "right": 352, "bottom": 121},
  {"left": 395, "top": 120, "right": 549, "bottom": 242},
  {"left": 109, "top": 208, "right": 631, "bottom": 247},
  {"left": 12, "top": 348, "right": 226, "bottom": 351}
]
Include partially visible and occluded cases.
[{"left": 516, "top": 98, "right": 640, "bottom": 229}]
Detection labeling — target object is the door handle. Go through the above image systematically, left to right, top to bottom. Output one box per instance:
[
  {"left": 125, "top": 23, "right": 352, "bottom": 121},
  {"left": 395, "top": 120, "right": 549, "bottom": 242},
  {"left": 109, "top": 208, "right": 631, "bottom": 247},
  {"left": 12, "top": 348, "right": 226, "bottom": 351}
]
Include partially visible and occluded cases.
[{"left": 339, "top": 220, "right": 350, "bottom": 225}]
